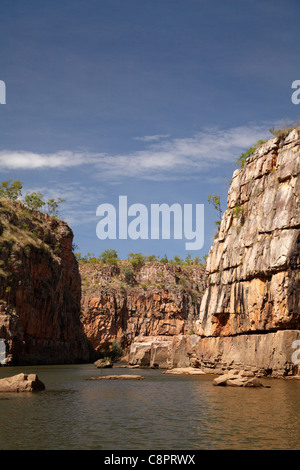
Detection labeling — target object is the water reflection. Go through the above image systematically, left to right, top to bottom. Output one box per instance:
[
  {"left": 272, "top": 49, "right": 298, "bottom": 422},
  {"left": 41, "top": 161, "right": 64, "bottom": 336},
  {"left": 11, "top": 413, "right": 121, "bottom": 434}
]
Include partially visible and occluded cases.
[{"left": 0, "top": 365, "right": 300, "bottom": 450}]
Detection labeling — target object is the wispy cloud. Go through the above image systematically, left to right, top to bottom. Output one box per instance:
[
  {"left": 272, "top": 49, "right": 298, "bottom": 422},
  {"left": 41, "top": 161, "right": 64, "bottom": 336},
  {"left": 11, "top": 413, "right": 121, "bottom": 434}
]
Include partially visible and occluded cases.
[
  {"left": 0, "top": 124, "right": 275, "bottom": 179},
  {"left": 93, "top": 124, "right": 273, "bottom": 180},
  {"left": 134, "top": 134, "right": 170, "bottom": 142},
  {"left": 0, "top": 150, "right": 103, "bottom": 170},
  {"left": 22, "top": 181, "right": 103, "bottom": 226}
]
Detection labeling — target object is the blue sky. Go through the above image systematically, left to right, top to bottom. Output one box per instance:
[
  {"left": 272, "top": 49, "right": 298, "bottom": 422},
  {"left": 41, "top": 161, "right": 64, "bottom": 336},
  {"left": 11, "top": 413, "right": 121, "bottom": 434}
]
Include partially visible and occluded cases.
[{"left": 0, "top": 0, "right": 299, "bottom": 260}]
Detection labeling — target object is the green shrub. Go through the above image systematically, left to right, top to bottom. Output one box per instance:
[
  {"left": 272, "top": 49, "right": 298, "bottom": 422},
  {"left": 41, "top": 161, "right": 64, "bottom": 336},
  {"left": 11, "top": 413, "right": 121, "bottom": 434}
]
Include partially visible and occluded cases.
[
  {"left": 269, "top": 120, "right": 300, "bottom": 138},
  {"left": 235, "top": 139, "right": 267, "bottom": 168},
  {"left": 0, "top": 180, "right": 23, "bottom": 200},
  {"left": 24, "top": 191, "right": 45, "bottom": 211},
  {"left": 208, "top": 194, "right": 222, "bottom": 226},
  {"left": 47, "top": 198, "right": 65, "bottom": 216},
  {"left": 231, "top": 205, "right": 245, "bottom": 218},
  {"left": 99, "top": 249, "right": 119, "bottom": 265},
  {"left": 128, "top": 252, "right": 145, "bottom": 270},
  {"left": 146, "top": 254, "right": 158, "bottom": 262},
  {"left": 160, "top": 254, "right": 168, "bottom": 265},
  {"left": 122, "top": 267, "right": 135, "bottom": 284},
  {"left": 110, "top": 340, "right": 125, "bottom": 361}
]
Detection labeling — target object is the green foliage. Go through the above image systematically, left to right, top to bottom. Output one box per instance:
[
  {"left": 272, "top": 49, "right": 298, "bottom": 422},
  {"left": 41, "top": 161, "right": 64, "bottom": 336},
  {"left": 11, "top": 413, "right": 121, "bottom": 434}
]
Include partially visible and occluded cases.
[
  {"left": 269, "top": 119, "right": 300, "bottom": 138},
  {"left": 235, "top": 140, "right": 267, "bottom": 168},
  {"left": 0, "top": 180, "right": 23, "bottom": 201},
  {"left": 0, "top": 180, "right": 66, "bottom": 217},
  {"left": 24, "top": 191, "right": 46, "bottom": 211},
  {"left": 208, "top": 194, "right": 222, "bottom": 226},
  {"left": 47, "top": 198, "right": 65, "bottom": 216},
  {"left": 231, "top": 204, "right": 245, "bottom": 218},
  {"left": 77, "top": 248, "right": 207, "bottom": 268},
  {"left": 77, "top": 249, "right": 119, "bottom": 265},
  {"left": 99, "top": 249, "right": 119, "bottom": 265},
  {"left": 82, "top": 252, "right": 99, "bottom": 264},
  {"left": 128, "top": 252, "right": 145, "bottom": 270},
  {"left": 146, "top": 254, "right": 158, "bottom": 262},
  {"left": 160, "top": 254, "right": 169, "bottom": 265},
  {"left": 184, "top": 254, "right": 192, "bottom": 265},
  {"left": 172, "top": 255, "right": 183, "bottom": 264},
  {"left": 122, "top": 267, "right": 135, "bottom": 284},
  {"left": 98, "top": 339, "right": 125, "bottom": 362},
  {"left": 110, "top": 340, "right": 125, "bottom": 362}
]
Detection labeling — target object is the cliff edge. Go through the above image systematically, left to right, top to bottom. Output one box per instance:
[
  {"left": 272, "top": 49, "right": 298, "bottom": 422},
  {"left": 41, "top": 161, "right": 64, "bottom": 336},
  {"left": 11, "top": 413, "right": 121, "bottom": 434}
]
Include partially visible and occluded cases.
[{"left": 0, "top": 199, "right": 90, "bottom": 365}]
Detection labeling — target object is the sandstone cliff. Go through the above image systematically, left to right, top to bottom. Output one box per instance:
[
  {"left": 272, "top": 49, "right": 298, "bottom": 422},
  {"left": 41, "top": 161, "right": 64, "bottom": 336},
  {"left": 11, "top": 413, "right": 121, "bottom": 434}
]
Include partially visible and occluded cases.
[
  {"left": 129, "top": 127, "right": 300, "bottom": 376},
  {"left": 197, "top": 128, "right": 300, "bottom": 337},
  {"left": 0, "top": 199, "right": 90, "bottom": 365},
  {"left": 80, "top": 261, "right": 206, "bottom": 358}
]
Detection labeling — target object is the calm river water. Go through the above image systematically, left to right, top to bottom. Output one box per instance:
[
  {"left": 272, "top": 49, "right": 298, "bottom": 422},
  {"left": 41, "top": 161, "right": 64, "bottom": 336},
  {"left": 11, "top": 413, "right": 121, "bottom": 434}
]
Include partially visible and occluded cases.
[{"left": 0, "top": 363, "right": 300, "bottom": 450}]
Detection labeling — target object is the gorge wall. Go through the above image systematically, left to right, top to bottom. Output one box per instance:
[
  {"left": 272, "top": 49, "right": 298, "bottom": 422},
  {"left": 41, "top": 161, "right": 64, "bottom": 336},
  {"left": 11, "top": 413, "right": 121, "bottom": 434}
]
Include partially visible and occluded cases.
[
  {"left": 128, "top": 128, "right": 300, "bottom": 376},
  {"left": 0, "top": 199, "right": 90, "bottom": 365},
  {"left": 80, "top": 261, "right": 206, "bottom": 361}
]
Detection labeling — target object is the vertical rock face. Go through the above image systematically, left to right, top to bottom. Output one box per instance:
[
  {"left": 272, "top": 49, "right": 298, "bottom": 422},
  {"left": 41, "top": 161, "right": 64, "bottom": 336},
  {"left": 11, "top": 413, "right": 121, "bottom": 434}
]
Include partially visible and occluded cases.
[
  {"left": 128, "top": 128, "right": 300, "bottom": 376},
  {"left": 189, "top": 128, "right": 300, "bottom": 376},
  {"left": 197, "top": 128, "right": 300, "bottom": 338},
  {"left": 0, "top": 200, "right": 90, "bottom": 365},
  {"left": 80, "top": 262, "right": 206, "bottom": 356}
]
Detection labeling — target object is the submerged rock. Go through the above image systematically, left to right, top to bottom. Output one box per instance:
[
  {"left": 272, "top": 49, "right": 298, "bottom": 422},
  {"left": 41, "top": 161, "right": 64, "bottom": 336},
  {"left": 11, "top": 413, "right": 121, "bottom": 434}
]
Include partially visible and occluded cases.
[
  {"left": 94, "top": 358, "right": 113, "bottom": 368},
  {"left": 213, "top": 372, "right": 266, "bottom": 388},
  {"left": 0, "top": 373, "right": 45, "bottom": 392},
  {"left": 85, "top": 374, "right": 144, "bottom": 380}
]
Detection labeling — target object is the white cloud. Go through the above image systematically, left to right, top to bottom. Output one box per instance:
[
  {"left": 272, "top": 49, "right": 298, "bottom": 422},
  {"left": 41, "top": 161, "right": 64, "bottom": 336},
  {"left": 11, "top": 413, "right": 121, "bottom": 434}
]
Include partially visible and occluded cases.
[
  {"left": 0, "top": 124, "right": 274, "bottom": 179},
  {"left": 93, "top": 124, "right": 273, "bottom": 180},
  {"left": 134, "top": 134, "right": 170, "bottom": 142},
  {"left": 0, "top": 150, "right": 102, "bottom": 170},
  {"left": 62, "top": 209, "right": 98, "bottom": 227}
]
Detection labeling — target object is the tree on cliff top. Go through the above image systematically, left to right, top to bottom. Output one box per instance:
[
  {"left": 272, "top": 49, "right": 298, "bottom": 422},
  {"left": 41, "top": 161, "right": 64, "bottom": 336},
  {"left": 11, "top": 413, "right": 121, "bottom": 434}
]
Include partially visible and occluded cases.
[
  {"left": 0, "top": 179, "right": 23, "bottom": 201},
  {"left": 0, "top": 179, "right": 65, "bottom": 217},
  {"left": 24, "top": 191, "right": 46, "bottom": 211},
  {"left": 47, "top": 198, "right": 66, "bottom": 216},
  {"left": 99, "top": 249, "right": 119, "bottom": 265}
]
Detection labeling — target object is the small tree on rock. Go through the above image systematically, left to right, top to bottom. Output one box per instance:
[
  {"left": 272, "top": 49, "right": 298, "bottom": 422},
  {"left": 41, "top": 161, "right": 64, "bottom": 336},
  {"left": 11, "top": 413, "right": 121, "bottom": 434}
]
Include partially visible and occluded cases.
[
  {"left": 0, "top": 179, "right": 23, "bottom": 200},
  {"left": 24, "top": 191, "right": 46, "bottom": 211},
  {"left": 47, "top": 198, "right": 65, "bottom": 216}
]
